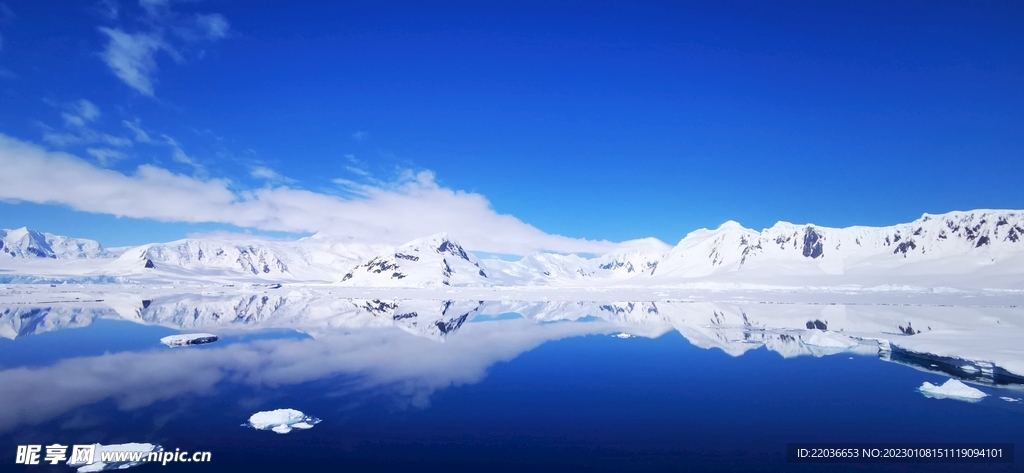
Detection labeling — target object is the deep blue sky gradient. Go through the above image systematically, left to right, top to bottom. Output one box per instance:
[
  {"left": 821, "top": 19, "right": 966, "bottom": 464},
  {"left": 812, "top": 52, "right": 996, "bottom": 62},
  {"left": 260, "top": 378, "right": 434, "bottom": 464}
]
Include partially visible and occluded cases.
[{"left": 0, "top": 0, "right": 1022, "bottom": 246}]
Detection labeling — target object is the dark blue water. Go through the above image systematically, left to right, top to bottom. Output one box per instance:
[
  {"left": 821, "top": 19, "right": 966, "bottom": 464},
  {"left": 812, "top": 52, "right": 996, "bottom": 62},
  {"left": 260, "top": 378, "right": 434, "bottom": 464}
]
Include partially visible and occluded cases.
[{"left": 1, "top": 306, "right": 1021, "bottom": 472}]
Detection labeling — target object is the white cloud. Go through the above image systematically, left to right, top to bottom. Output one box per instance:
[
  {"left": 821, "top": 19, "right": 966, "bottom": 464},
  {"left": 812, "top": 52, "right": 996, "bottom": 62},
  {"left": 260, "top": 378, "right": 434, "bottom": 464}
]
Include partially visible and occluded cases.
[
  {"left": 95, "top": 0, "right": 118, "bottom": 20},
  {"left": 138, "top": 0, "right": 168, "bottom": 16},
  {"left": 97, "top": 2, "right": 229, "bottom": 96},
  {"left": 194, "top": 13, "right": 229, "bottom": 40},
  {"left": 98, "top": 27, "right": 164, "bottom": 96},
  {"left": 41, "top": 99, "right": 133, "bottom": 149},
  {"left": 61, "top": 99, "right": 101, "bottom": 127},
  {"left": 122, "top": 118, "right": 152, "bottom": 142},
  {"left": 42, "top": 130, "right": 132, "bottom": 148},
  {"left": 352, "top": 131, "right": 368, "bottom": 141},
  {"left": 0, "top": 134, "right": 617, "bottom": 255},
  {"left": 161, "top": 134, "right": 204, "bottom": 173},
  {"left": 86, "top": 147, "right": 127, "bottom": 166},
  {"left": 346, "top": 165, "right": 370, "bottom": 177},
  {"left": 250, "top": 166, "right": 295, "bottom": 184},
  {"left": 0, "top": 304, "right": 612, "bottom": 432}
]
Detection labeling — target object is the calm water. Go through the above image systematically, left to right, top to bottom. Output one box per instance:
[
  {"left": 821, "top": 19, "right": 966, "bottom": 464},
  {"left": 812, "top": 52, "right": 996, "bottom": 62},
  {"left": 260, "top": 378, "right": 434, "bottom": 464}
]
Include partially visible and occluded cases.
[{"left": 1, "top": 297, "right": 1022, "bottom": 472}]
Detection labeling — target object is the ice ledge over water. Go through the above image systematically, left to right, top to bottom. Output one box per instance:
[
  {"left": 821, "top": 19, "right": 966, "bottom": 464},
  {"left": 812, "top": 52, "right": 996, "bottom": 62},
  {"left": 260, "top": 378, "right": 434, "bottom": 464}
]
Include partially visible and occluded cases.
[
  {"left": 918, "top": 378, "right": 988, "bottom": 402},
  {"left": 243, "top": 408, "right": 321, "bottom": 434}
]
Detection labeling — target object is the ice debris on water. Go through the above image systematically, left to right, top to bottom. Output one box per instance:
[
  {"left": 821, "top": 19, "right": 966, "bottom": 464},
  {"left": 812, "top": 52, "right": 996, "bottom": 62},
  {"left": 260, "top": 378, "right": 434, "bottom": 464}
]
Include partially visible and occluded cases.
[
  {"left": 611, "top": 332, "right": 636, "bottom": 339},
  {"left": 160, "top": 333, "right": 218, "bottom": 347},
  {"left": 918, "top": 378, "right": 987, "bottom": 402},
  {"left": 1000, "top": 396, "right": 1021, "bottom": 403},
  {"left": 243, "top": 408, "right": 321, "bottom": 434},
  {"left": 66, "top": 443, "right": 161, "bottom": 473}
]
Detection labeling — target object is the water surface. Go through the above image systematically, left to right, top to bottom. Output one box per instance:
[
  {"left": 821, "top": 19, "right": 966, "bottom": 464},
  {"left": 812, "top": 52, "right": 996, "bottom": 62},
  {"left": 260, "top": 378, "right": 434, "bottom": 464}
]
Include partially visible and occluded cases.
[{"left": 1, "top": 297, "right": 1021, "bottom": 472}]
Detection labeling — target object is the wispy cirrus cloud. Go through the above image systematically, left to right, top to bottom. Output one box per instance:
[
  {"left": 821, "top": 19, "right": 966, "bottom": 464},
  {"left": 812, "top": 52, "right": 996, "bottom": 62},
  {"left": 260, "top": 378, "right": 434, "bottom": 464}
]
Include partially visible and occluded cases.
[
  {"left": 94, "top": 0, "right": 119, "bottom": 21},
  {"left": 97, "top": 0, "right": 230, "bottom": 96},
  {"left": 0, "top": 3, "right": 15, "bottom": 76},
  {"left": 98, "top": 27, "right": 165, "bottom": 96},
  {"left": 40, "top": 99, "right": 133, "bottom": 154},
  {"left": 60, "top": 99, "right": 102, "bottom": 128},
  {"left": 122, "top": 118, "right": 152, "bottom": 142},
  {"left": 0, "top": 134, "right": 618, "bottom": 255},
  {"left": 161, "top": 134, "right": 203, "bottom": 173},
  {"left": 86, "top": 147, "right": 127, "bottom": 166},
  {"left": 250, "top": 165, "right": 296, "bottom": 184}
]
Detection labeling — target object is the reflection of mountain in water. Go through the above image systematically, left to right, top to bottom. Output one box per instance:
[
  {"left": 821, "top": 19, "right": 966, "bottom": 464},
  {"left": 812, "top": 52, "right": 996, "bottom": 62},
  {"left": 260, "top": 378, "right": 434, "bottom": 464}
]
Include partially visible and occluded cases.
[
  {"left": 2, "top": 294, "right": 1023, "bottom": 384},
  {"left": 2, "top": 294, "right": 1023, "bottom": 435},
  {"left": 0, "top": 305, "right": 100, "bottom": 339},
  {"left": 881, "top": 344, "right": 1024, "bottom": 388}
]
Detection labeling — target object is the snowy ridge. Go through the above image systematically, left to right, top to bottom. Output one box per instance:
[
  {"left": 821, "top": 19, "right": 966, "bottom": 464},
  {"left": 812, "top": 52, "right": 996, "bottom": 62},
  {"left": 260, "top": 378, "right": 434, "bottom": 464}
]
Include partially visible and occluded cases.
[
  {"left": 2, "top": 209, "right": 1023, "bottom": 287},
  {"left": 656, "top": 210, "right": 1024, "bottom": 280},
  {"left": 1, "top": 227, "right": 110, "bottom": 259},
  {"left": 340, "top": 233, "right": 490, "bottom": 287},
  {"left": 106, "top": 237, "right": 381, "bottom": 282},
  {"left": 594, "top": 238, "right": 671, "bottom": 276},
  {"left": 116, "top": 241, "right": 291, "bottom": 276}
]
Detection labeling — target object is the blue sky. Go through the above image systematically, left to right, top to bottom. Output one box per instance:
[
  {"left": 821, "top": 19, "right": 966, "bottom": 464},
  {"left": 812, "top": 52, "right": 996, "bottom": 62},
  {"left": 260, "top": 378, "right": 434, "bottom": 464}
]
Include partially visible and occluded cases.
[{"left": 0, "top": 1, "right": 1022, "bottom": 252}]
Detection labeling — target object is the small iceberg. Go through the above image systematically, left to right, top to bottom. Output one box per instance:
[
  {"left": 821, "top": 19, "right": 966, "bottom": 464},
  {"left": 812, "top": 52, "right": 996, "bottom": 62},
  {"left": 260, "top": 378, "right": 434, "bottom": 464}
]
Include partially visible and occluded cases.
[
  {"left": 160, "top": 333, "right": 218, "bottom": 347},
  {"left": 611, "top": 333, "right": 636, "bottom": 339},
  {"left": 918, "top": 379, "right": 988, "bottom": 402},
  {"left": 1000, "top": 396, "right": 1021, "bottom": 403},
  {"left": 243, "top": 408, "right": 321, "bottom": 434},
  {"left": 66, "top": 443, "right": 161, "bottom": 473}
]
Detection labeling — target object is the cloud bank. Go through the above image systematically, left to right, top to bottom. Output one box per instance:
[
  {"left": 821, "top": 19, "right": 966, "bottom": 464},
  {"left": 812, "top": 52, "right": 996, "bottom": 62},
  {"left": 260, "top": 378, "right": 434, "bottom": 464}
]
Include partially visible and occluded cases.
[{"left": 0, "top": 134, "right": 616, "bottom": 255}]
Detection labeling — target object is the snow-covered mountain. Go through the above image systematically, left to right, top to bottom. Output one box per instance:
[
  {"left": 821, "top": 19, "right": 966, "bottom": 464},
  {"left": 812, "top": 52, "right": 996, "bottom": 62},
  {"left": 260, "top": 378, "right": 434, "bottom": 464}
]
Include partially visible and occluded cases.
[
  {"left": 2, "top": 209, "right": 1023, "bottom": 287},
  {"left": 654, "top": 210, "right": 1024, "bottom": 283},
  {"left": 0, "top": 227, "right": 111, "bottom": 259},
  {"left": 339, "top": 233, "right": 490, "bottom": 287},
  {"left": 105, "top": 235, "right": 385, "bottom": 282},
  {"left": 593, "top": 238, "right": 670, "bottom": 276}
]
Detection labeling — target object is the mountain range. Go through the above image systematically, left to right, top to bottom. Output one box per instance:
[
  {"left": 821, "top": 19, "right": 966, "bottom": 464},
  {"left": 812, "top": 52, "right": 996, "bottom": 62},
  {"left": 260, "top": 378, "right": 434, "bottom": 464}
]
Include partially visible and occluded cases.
[{"left": 2, "top": 209, "right": 1023, "bottom": 289}]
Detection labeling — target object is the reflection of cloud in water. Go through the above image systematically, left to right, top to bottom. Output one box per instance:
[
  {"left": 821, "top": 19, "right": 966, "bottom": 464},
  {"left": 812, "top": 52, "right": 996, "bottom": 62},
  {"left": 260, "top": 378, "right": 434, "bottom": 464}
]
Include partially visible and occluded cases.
[
  {"left": 2, "top": 295, "right": 1024, "bottom": 432},
  {"left": 0, "top": 316, "right": 616, "bottom": 432}
]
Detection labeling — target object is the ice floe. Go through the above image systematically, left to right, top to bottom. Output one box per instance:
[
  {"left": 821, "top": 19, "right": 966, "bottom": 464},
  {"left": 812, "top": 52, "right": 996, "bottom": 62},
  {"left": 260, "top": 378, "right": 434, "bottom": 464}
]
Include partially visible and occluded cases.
[
  {"left": 611, "top": 332, "right": 636, "bottom": 339},
  {"left": 160, "top": 333, "right": 218, "bottom": 347},
  {"left": 918, "top": 379, "right": 987, "bottom": 402},
  {"left": 1000, "top": 396, "right": 1021, "bottom": 403},
  {"left": 243, "top": 408, "right": 321, "bottom": 434},
  {"left": 66, "top": 443, "right": 161, "bottom": 473}
]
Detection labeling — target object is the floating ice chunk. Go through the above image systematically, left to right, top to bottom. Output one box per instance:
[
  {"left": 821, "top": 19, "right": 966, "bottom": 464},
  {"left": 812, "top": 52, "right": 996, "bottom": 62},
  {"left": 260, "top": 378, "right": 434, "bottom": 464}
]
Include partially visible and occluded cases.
[
  {"left": 802, "top": 330, "right": 858, "bottom": 349},
  {"left": 160, "top": 333, "right": 218, "bottom": 347},
  {"left": 611, "top": 333, "right": 635, "bottom": 339},
  {"left": 918, "top": 379, "right": 988, "bottom": 402},
  {"left": 1000, "top": 396, "right": 1021, "bottom": 403},
  {"left": 243, "top": 408, "right": 321, "bottom": 434},
  {"left": 66, "top": 442, "right": 161, "bottom": 473}
]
